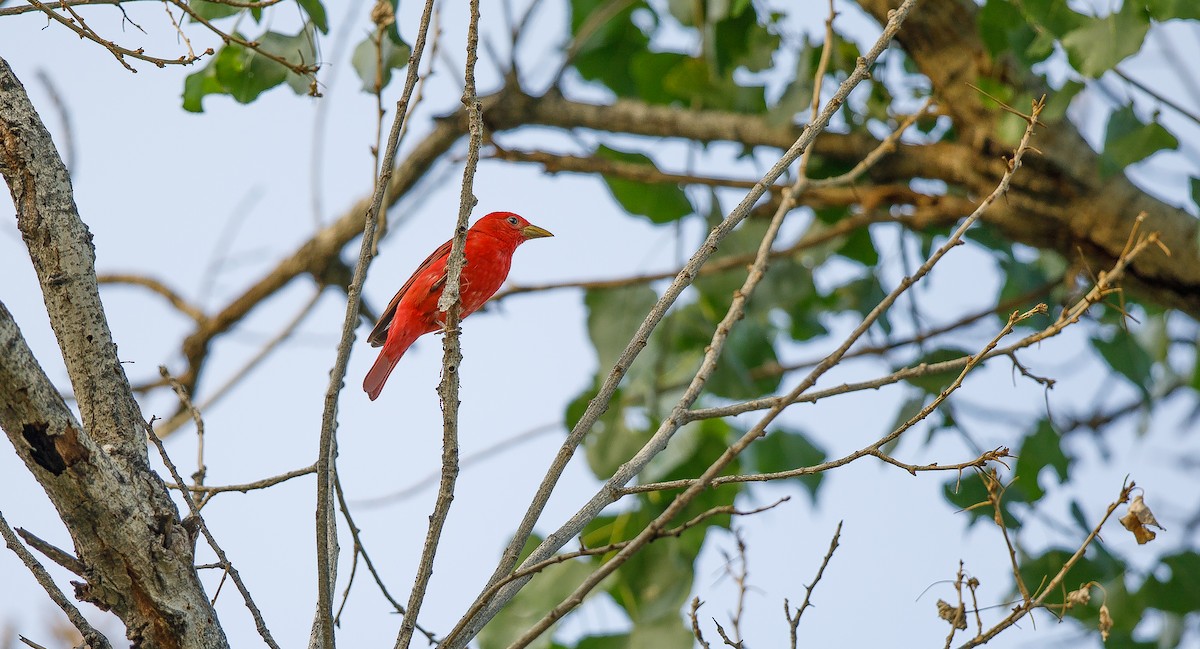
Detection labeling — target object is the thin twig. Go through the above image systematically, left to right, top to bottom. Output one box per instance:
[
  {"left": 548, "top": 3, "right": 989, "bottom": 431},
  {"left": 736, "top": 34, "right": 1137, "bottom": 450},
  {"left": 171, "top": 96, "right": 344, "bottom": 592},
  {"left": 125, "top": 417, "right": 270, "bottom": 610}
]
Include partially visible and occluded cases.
[
  {"left": 24, "top": 0, "right": 213, "bottom": 72},
  {"left": 166, "top": 0, "right": 317, "bottom": 78},
  {"left": 311, "top": 0, "right": 440, "bottom": 642},
  {"left": 393, "top": 2, "right": 482, "bottom": 648},
  {"left": 476, "top": 6, "right": 923, "bottom": 649},
  {"left": 448, "top": 11, "right": 927, "bottom": 648},
  {"left": 1113, "top": 66, "right": 1200, "bottom": 128},
  {"left": 632, "top": 220, "right": 1161, "bottom": 494},
  {"left": 97, "top": 274, "right": 207, "bottom": 324},
  {"left": 159, "top": 367, "right": 206, "bottom": 486},
  {"left": 144, "top": 420, "right": 280, "bottom": 649},
  {"left": 167, "top": 464, "right": 317, "bottom": 495},
  {"left": 984, "top": 470, "right": 1030, "bottom": 603},
  {"left": 331, "top": 478, "right": 440, "bottom": 644},
  {"left": 954, "top": 481, "right": 1136, "bottom": 648},
  {"left": 474, "top": 499, "right": 788, "bottom": 604},
  {"left": 0, "top": 512, "right": 112, "bottom": 649},
  {"left": 786, "top": 521, "right": 842, "bottom": 649},
  {"left": 13, "top": 528, "right": 85, "bottom": 576},
  {"left": 721, "top": 529, "right": 750, "bottom": 644},
  {"left": 691, "top": 598, "right": 712, "bottom": 649}
]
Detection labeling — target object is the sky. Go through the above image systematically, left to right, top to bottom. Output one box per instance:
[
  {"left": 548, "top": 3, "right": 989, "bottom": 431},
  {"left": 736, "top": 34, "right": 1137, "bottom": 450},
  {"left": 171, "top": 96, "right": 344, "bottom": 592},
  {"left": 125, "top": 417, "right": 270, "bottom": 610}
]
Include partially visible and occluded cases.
[{"left": 1, "top": 1, "right": 1198, "bottom": 648}]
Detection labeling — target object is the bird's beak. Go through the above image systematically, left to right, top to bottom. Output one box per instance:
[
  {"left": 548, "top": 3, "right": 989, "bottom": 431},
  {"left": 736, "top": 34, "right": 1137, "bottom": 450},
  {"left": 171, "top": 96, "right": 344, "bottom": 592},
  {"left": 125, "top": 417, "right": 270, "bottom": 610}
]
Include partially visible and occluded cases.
[{"left": 521, "top": 224, "right": 554, "bottom": 240}]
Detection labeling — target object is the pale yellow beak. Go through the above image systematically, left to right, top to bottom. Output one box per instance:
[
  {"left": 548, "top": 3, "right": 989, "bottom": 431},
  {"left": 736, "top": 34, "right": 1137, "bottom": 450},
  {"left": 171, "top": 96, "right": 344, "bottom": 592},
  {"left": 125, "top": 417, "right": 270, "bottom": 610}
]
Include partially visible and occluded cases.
[{"left": 521, "top": 224, "right": 554, "bottom": 240}]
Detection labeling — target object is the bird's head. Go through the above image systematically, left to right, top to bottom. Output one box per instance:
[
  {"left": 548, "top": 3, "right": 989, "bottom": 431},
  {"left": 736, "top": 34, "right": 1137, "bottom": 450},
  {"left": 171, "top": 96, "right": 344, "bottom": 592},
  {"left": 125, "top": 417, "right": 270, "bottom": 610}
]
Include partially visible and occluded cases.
[{"left": 475, "top": 211, "right": 554, "bottom": 243}]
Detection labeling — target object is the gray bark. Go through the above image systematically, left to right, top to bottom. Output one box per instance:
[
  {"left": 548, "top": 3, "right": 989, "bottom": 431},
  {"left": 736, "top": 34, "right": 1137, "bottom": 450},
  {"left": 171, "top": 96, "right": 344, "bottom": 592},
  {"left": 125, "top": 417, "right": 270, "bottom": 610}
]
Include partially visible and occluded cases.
[{"left": 0, "top": 56, "right": 229, "bottom": 649}]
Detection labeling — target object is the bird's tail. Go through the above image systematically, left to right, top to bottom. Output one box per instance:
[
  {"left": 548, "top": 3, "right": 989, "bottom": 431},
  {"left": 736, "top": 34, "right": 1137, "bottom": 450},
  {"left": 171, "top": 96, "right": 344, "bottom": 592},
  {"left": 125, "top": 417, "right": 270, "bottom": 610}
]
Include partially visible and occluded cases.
[{"left": 364, "top": 346, "right": 403, "bottom": 401}]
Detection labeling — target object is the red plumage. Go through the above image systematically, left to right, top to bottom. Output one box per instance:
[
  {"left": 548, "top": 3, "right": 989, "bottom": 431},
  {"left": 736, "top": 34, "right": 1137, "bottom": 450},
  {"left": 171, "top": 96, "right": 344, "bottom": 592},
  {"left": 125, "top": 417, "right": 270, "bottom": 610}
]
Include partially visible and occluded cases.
[{"left": 363, "top": 211, "right": 553, "bottom": 400}]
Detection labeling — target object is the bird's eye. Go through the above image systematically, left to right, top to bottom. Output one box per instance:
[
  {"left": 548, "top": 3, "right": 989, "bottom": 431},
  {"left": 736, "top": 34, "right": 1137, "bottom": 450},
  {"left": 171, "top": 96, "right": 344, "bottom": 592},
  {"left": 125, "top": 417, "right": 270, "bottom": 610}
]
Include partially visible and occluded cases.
[{"left": 507, "top": 216, "right": 519, "bottom": 226}]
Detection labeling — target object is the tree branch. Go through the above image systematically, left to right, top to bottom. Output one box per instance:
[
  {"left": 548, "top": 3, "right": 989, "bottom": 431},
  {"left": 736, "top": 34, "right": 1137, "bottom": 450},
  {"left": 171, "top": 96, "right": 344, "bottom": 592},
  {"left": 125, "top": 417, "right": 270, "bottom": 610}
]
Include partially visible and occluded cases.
[{"left": 0, "top": 56, "right": 228, "bottom": 649}]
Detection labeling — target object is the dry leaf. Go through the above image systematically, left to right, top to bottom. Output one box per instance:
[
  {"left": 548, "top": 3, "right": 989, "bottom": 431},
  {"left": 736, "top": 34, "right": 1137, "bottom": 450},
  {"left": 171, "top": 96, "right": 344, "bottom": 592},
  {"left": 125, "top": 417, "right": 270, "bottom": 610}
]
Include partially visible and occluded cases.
[
  {"left": 1120, "top": 494, "right": 1164, "bottom": 545},
  {"left": 1128, "top": 495, "right": 1163, "bottom": 529},
  {"left": 1066, "top": 585, "right": 1091, "bottom": 607},
  {"left": 936, "top": 599, "right": 967, "bottom": 630},
  {"left": 1098, "top": 603, "right": 1112, "bottom": 641}
]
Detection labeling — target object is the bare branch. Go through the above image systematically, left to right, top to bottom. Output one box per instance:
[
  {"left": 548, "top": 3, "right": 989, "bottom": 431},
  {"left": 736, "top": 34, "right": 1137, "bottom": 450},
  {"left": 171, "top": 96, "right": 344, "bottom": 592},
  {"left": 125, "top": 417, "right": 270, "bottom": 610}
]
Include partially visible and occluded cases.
[
  {"left": 308, "top": 0, "right": 441, "bottom": 642},
  {"left": 394, "top": 0, "right": 482, "bottom": 647},
  {"left": 443, "top": 5, "right": 923, "bottom": 647},
  {"left": 1, "top": 57, "right": 228, "bottom": 648},
  {"left": 97, "top": 273, "right": 208, "bottom": 324},
  {"left": 145, "top": 420, "right": 281, "bottom": 649},
  {"left": 168, "top": 465, "right": 317, "bottom": 496},
  {"left": 333, "top": 479, "right": 439, "bottom": 645},
  {"left": 954, "top": 481, "right": 1136, "bottom": 648},
  {"left": 0, "top": 511, "right": 112, "bottom": 649},
  {"left": 786, "top": 521, "right": 843, "bottom": 649},
  {"left": 14, "top": 527, "right": 85, "bottom": 576}
]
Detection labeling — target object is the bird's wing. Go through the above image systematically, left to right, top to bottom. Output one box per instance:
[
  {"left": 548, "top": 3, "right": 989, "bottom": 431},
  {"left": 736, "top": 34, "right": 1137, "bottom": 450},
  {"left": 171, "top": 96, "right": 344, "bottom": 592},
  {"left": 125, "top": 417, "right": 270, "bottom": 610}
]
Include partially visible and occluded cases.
[{"left": 367, "top": 238, "right": 452, "bottom": 347}]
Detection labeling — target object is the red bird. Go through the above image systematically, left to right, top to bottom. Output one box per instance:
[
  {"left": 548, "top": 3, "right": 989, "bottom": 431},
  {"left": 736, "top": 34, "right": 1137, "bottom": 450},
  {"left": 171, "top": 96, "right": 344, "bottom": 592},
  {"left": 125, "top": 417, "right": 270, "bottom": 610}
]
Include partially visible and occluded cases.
[{"left": 363, "top": 211, "right": 553, "bottom": 400}]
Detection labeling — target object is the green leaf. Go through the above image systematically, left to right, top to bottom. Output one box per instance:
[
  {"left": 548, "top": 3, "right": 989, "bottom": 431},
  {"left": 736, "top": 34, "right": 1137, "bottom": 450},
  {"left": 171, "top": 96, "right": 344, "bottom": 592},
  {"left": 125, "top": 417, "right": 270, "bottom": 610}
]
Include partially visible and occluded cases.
[
  {"left": 189, "top": 0, "right": 243, "bottom": 21},
  {"left": 296, "top": 0, "right": 329, "bottom": 33},
  {"left": 570, "top": 0, "right": 651, "bottom": 97},
  {"left": 978, "top": 0, "right": 1035, "bottom": 58},
  {"left": 1018, "top": 0, "right": 1085, "bottom": 37},
  {"left": 1148, "top": 0, "right": 1200, "bottom": 21},
  {"left": 1062, "top": 2, "right": 1150, "bottom": 78},
  {"left": 713, "top": 6, "right": 779, "bottom": 74},
  {"left": 182, "top": 27, "right": 315, "bottom": 110},
  {"left": 256, "top": 29, "right": 318, "bottom": 94},
  {"left": 211, "top": 34, "right": 296, "bottom": 104},
  {"left": 350, "top": 34, "right": 412, "bottom": 92},
  {"left": 768, "top": 39, "right": 813, "bottom": 125},
  {"left": 213, "top": 40, "right": 286, "bottom": 103},
  {"left": 629, "top": 51, "right": 690, "bottom": 105},
  {"left": 660, "top": 56, "right": 768, "bottom": 113},
  {"left": 182, "top": 63, "right": 223, "bottom": 113},
  {"left": 1042, "top": 80, "right": 1084, "bottom": 123},
  {"left": 1099, "top": 105, "right": 1180, "bottom": 178},
  {"left": 595, "top": 145, "right": 693, "bottom": 223},
  {"left": 1190, "top": 177, "right": 1200, "bottom": 212},
  {"left": 693, "top": 216, "right": 815, "bottom": 319},
  {"left": 836, "top": 225, "right": 878, "bottom": 266},
  {"left": 997, "top": 254, "right": 1059, "bottom": 329},
  {"left": 829, "top": 273, "right": 891, "bottom": 334},
  {"left": 787, "top": 284, "right": 827, "bottom": 342},
  {"left": 585, "top": 285, "right": 658, "bottom": 372},
  {"left": 702, "top": 321, "right": 779, "bottom": 400},
  {"left": 1091, "top": 329, "right": 1154, "bottom": 400},
  {"left": 1191, "top": 346, "right": 1200, "bottom": 394},
  {"left": 902, "top": 348, "right": 971, "bottom": 395},
  {"left": 568, "top": 384, "right": 647, "bottom": 478},
  {"left": 883, "top": 393, "right": 926, "bottom": 453},
  {"left": 639, "top": 419, "right": 742, "bottom": 541},
  {"left": 643, "top": 419, "right": 733, "bottom": 485},
  {"left": 1009, "top": 419, "right": 1070, "bottom": 503},
  {"left": 745, "top": 428, "right": 826, "bottom": 499},
  {"left": 608, "top": 540, "right": 695, "bottom": 625},
  {"left": 1019, "top": 547, "right": 1123, "bottom": 596},
  {"left": 1141, "top": 552, "right": 1200, "bottom": 614},
  {"left": 478, "top": 558, "right": 597, "bottom": 649},
  {"left": 627, "top": 616, "right": 694, "bottom": 649},
  {"left": 574, "top": 635, "right": 630, "bottom": 649}
]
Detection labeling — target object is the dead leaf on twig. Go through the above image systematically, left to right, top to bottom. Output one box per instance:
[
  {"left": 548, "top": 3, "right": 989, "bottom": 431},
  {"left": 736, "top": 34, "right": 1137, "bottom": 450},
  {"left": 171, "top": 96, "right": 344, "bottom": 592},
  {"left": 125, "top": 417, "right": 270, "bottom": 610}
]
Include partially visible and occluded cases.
[
  {"left": 1119, "top": 494, "right": 1163, "bottom": 545},
  {"left": 936, "top": 599, "right": 967, "bottom": 630}
]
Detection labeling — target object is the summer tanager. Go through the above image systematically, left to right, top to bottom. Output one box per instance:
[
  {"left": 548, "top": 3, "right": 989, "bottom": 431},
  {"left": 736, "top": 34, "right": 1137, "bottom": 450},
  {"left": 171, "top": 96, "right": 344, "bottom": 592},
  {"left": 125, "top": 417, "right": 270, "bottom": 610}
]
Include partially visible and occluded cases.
[{"left": 363, "top": 211, "right": 553, "bottom": 400}]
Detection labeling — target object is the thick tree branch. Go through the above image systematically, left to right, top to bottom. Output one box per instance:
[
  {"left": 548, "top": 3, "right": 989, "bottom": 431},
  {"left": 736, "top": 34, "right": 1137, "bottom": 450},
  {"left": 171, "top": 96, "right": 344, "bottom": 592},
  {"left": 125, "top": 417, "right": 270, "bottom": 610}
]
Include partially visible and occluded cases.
[
  {"left": 856, "top": 0, "right": 1200, "bottom": 317},
  {"left": 0, "top": 57, "right": 228, "bottom": 649}
]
